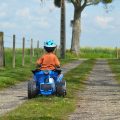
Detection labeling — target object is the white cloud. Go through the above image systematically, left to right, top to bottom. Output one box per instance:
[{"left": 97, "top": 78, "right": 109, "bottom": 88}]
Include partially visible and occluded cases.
[
  {"left": 33, "top": 0, "right": 41, "bottom": 3},
  {"left": 0, "top": 3, "right": 8, "bottom": 10},
  {"left": 0, "top": 3, "right": 7, "bottom": 18},
  {"left": 16, "top": 8, "right": 31, "bottom": 18},
  {"left": 0, "top": 12, "right": 7, "bottom": 17},
  {"left": 95, "top": 16, "right": 114, "bottom": 28},
  {"left": 33, "top": 17, "right": 50, "bottom": 28},
  {"left": 0, "top": 22, "right": 16, "bottom": 29}
]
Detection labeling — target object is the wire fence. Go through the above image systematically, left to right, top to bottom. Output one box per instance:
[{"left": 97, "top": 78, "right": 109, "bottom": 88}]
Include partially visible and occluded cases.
[
  {"left": 0, "top": 32, "right": 46, "bottom": 68},
  {"left": 0, "top": 32, "right": 60, "bottom": 68},
  {"left": 1, "top": 32, "right": 118, "bottom": 68}
]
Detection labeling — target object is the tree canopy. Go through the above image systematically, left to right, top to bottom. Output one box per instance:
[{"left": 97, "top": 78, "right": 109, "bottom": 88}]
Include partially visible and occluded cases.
[
  {"left": 53, "top": 0, "right": 113, "bottom": 55},
  {"left": 54, "top": 0, "right": 113, "bottom": 8}
]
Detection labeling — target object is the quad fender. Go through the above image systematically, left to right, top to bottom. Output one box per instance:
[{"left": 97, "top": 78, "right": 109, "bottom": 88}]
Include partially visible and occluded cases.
[{"left": 57, "top": 74, "right": 63, "bottom": 82}]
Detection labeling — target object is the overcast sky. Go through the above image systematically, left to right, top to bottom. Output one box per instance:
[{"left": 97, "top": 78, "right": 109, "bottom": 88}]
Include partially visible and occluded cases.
[{"left": 0, "top": 0, "right": 119, "bottom": 48}]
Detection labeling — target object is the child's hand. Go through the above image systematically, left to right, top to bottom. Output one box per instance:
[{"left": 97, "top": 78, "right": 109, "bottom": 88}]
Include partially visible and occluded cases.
[
  {"left": 36, "top": 64, "right": 41, "bottom": 68},
  {"left": 56, "top": 65, "right": 60, "bottom": 68}
]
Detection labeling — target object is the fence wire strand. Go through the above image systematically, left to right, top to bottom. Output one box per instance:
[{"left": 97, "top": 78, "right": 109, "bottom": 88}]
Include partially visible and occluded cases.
[{"left": 2, "top": 33, "right": 44, "bottom": 68}]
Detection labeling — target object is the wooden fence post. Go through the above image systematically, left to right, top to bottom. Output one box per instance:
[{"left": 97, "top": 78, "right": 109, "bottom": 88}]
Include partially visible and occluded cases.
[
  {"left": 0, "top": 32, "right": 4, "bottom": 67},
  {"left": 13, "top": 34, "right": 16, "bottom": 68},
  {"left": 22, "top": 37, "right": 25, "bottom": 66},
  {"left": 30, "top": 39, "right": 33, "bottom": 63},
  {"left": 33, "top": 40, "right": 34, "bottom": 57},
  {"left": 37, "top": 40, "right": 39, "bottom": 58},
  {"left": 57, "top": 47, "right": 59, "bottom": 56},
  {"left": 116, "top": 47, "right": 119, "bottom": 59}
]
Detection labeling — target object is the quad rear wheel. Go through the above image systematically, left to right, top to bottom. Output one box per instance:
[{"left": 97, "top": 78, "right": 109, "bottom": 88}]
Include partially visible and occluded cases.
[
  {"left": 28, "top": 80, "right": 38, "bottom": 99},
  {"left": 56, "top": 80, "right": 67, "bottom": 97}
]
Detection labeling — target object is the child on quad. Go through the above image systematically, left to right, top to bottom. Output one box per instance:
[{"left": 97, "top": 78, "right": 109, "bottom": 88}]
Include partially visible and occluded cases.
[
  {"left": 28, "top": 40, "right": 66, "bottom": 98},
  {"left": 36, "top": 40, "right": 62, "bottom": 81},
  {"left": 36, "top": 40, "right": 61, "bottom": 72}
]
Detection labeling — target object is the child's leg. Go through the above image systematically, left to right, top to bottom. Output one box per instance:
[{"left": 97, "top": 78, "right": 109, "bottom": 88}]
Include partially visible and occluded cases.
[{"left": 57, "top": 74, "right": 63, "bottom": 82}]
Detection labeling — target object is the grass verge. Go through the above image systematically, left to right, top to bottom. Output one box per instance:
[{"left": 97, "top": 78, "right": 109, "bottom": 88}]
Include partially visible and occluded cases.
[
  {"left": 80, "top": 47, "right": 116, "bottom": 58},
  {"left": 0, "top": 59, "right": 95, "bottom": 120},
  {"left": 108, "top": 59, "right": 120, "bottom": 84}
]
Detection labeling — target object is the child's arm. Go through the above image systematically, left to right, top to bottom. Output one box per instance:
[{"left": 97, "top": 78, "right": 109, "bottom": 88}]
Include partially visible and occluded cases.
[
  {"left": 36, "top": 56, "right": 43, "bottom": 67},
  {"left": 54, "top": 56, "right": 60, "bottom": 67}
]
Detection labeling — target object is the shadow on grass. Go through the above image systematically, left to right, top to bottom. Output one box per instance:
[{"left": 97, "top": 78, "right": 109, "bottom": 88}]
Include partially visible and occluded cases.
[
  {"left": 2, "top": 116, "right": 61, "bottom": 120},
  {"left": 26, "top": 116, "right": 61, "bottom": 120},
  {"left": 31, "top": 116, "right": 61, "bottom": 120}
]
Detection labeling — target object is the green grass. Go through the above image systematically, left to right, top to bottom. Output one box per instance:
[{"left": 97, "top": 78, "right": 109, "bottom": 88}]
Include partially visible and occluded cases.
[
  {"left": 0, "top": 47, "right": 117, "bottom": 89},
  {"left": 0, "top": 47, "right": 118, "bottom": 119},
  {"left": 57, "top": 47, "right": 117, "bottom": 59},
  {"left": 79, "top": 47, "right": 116, "bottom": 58},
  {"left": 0, "top": 48, "right": 38, "bottom": 89},
  {"left": 4, "top": 48, "right": 43, "bottom": 67},
  {"left": 0, "top": 59, "right": 95, "bottom": 120},
  {"left": 108, "top": 59, "right": 120, "bottom": 84},
  {"left": 0, "top": 65, "right": 33, "bottom": 89}
]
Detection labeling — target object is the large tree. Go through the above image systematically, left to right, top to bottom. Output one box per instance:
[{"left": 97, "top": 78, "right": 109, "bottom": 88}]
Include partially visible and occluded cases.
[{"left": 54, "top": 0, "right": 113, "bottom": 55}]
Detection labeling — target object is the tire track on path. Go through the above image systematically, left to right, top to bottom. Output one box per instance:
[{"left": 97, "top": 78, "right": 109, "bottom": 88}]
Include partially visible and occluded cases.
[{"left": 69, "top": 59, "right": 120, "bottom": 120}]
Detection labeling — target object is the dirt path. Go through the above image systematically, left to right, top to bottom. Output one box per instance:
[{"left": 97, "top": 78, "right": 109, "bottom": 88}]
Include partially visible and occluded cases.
[
  {"left": 0, "top": 59, "right": 85, "bottom": 116},
  {"left": 69, "top": 59, "right": 120, "bottom": 120}
]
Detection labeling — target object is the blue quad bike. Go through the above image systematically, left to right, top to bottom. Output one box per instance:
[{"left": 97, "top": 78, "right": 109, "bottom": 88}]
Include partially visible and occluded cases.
[{"left": 28, "top": 69, "right": 67, "bottom": 99}]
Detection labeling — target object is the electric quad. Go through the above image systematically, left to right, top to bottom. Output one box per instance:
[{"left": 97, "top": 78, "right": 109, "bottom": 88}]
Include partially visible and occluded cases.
[{"left": 28, "top": 68, "right": 66, "bottom": 99}]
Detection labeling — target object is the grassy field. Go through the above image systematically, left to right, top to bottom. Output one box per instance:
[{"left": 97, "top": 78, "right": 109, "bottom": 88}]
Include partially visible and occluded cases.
[
  {"left": 0, "top": 47, "right": 117, "bottom": 89},
  {"left": 0, "top": 47, "right": 117, "bottom": 119},
  {"left": 4, "top": 47, "right": 117, "bottom": 67},
  {"left": 79, "top": 47, "right": 117, "bottom": 58},
  {"left": 4, "top": 48, "right": 43, "bottom": 67},
  {"left": 0, "top": 59, "right": 95, "bottom": 120},
  {"left": 108, "top": 59, "right": 120, "bottom": 84}
]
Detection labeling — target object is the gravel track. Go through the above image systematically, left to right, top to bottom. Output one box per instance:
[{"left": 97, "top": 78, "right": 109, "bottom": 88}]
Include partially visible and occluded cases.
[
  {"left": 0, "top": 59, "right": 85, "bottom": 116},
  {"left": 69, "top": 59, "right": 120, "bottom": 120}
]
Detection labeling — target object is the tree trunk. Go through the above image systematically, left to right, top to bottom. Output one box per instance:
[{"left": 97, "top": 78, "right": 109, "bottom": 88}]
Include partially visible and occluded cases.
[
  {"left": 60, "top": 0, "right": 66, "bottom": 59},
  {"left": 71, "top": 8, "right": 81, "bottom": 55},
  {"left": 0, "top": 32, "right": 4, "bottom": 67}
]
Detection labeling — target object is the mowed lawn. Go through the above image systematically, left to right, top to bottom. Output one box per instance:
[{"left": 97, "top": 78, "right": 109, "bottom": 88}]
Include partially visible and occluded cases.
[{"left": 0, "top": 59, "right": 95, "bottom": 120}]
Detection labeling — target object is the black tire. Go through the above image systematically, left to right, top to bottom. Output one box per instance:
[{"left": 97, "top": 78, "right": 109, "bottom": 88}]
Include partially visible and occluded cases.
[
  {"left": 28, "top": 80, "right": 38, "bottom": 99},
  {"left": 56, "top": 80, "right": 66, "bottom": 97},
  {"left": 62, "top": 91, "right": 67, "bottom": 97}
]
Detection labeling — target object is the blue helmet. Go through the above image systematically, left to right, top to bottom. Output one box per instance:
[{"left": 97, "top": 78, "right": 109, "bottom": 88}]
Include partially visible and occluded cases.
[
  {"left": 44, "top": 40, "right": 57, "bottom": 52},
  {"left": 44, "top": 40, "right": 57, "bottom": 48}
]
